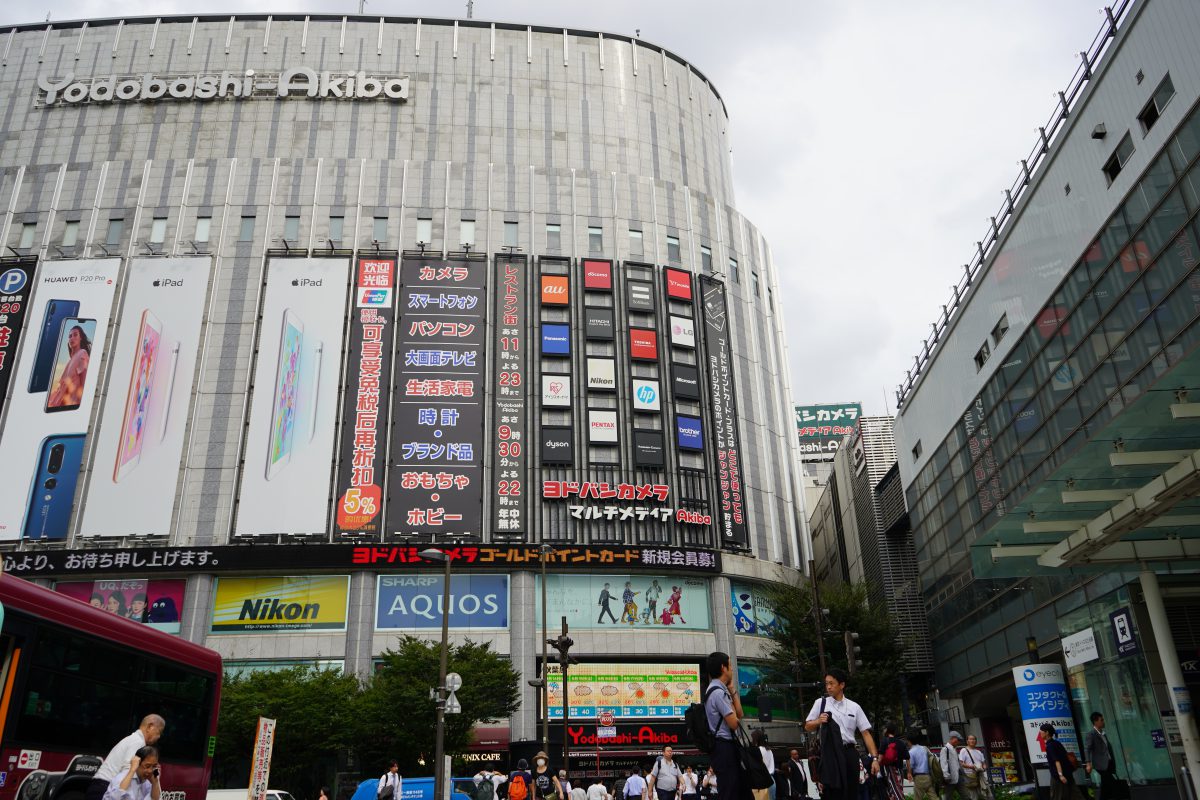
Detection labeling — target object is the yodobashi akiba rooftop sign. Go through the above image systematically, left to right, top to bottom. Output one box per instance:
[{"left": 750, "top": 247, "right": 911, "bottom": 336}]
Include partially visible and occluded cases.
[{"left": 37, "top": 67, "right": 410, "bottom": 106}]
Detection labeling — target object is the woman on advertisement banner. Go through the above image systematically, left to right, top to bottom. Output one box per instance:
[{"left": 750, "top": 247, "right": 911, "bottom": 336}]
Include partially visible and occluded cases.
[{"left": 47, "top": 324, "right": 92, "bottom": 409}]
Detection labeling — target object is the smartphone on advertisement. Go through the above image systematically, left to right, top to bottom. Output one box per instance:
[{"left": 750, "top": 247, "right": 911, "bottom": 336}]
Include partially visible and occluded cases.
[
  {"left": 28, "top": 299, "right": 80, "bottom": 392},
  {"left": 265, "top": 309, "right": 303, "bottom": 480},
  {"left": 113, "top": 310, "right": 162, "bottom": 481},
  {"left": 45, "top": 317, "right": 98, "bottom": 413},
  {"left": 24, "top": 434, "right": 86, "bottom": 540}
]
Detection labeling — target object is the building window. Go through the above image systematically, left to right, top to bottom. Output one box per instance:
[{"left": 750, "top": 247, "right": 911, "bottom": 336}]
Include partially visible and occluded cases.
[
  {"left": 1138, "top": 74, "right": 1175, "bottom": 134},
  {"left": 1103, "top": 133, "right": 1135, "bottom": 185},
  {"left": 283, "top": 215, "right": 300, "bottom": 243},
  {"left": 194, "top": 216, "right": 211, "bottom": 244},
  {"left": 238, "top": 216, "right": 255, "bottom": 243},
  {"left": 328, "top": 216, "right": 344, "bottom": 244},
  {"left": 372, "top": 216, "right": 388, "bottom": 243},
  {"left": 149, "top": 217, "right": 168, "bottom": 245},
  {"left": 415, "top": 217, "right": 433, "bottom": 245},
  {"left": 106, "top": 218, "right": 125, "bottom": 247},
  {"left": 460, "top": 219, "right": 475, "bottom": 247},
  {"left": 61, "top": 220, "right": 79, "bottom": 248},
  {"left": 504, "top": 221, "right": 519, "bottom": 248},
  {"left": 18, "top": 223, "right": 36, "bottom": 250},
  {"left": 546, "top": 223, "right": 561, "bottom": 251},
  {"left": 588, "top": 226, "right": 603, "bottom": 253},
  {"left": 630, "top": 228, "right": 643, "bottom": 252},
  {"left": 666, "top": 235, "right": 681, "bottom": 263},
  {"left": 700, "top": 245, "right": 712, "bottom": 273},
  {"left": 729, "top": 257, "right": 739, "bottom": 283},
  {"left": 752, "top": 271, "right": 761, "bottom": 297},
  {"left": 768, "top": 288, "right": 775, "bottom": 312},
  {"left": 992, "top": 313, "right": 1009, "bottom": 345},
  {"left": 973, "top": 341, "right": 990, "bottom": 372},
  {"left": 912, "top": 441, "right": 922, "bottom": 460}
]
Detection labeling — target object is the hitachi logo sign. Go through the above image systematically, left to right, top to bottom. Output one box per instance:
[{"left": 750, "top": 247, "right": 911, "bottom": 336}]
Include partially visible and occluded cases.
[
  {"left": 38, "top": 67, "right": 410, "bottom": 107},
  {"left": 239, "top": 597, "right": 321, "bottom": 621}
]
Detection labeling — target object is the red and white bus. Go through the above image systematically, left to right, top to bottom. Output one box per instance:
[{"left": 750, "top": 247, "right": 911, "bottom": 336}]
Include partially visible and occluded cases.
[{"left": 0, "top": 576, "right": 222, "bottom": 800}]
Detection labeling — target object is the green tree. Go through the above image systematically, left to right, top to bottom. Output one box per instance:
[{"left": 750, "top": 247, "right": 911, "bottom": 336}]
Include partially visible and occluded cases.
[
  {"left": 764, "top": 578, "right": 908, "bottom": 726},
  {"left": 355, "top": 637, "right": 521, "bottom": 775},
  {"left": 214, "top": 666, "right": 362, "bottom": 799}
]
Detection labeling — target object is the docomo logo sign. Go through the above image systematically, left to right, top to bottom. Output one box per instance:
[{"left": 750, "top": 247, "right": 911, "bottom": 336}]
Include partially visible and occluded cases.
[
  {"left": 38, "top": 67, "right": 410, "bottom": 106},
  {"left": 583, "top": 260, "right": 612, "bottom": 290}
]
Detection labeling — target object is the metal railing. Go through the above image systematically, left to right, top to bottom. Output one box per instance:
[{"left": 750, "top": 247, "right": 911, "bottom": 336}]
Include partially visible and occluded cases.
[{"left": 896, "top": 1, "right": 1133, "bottom": 411}]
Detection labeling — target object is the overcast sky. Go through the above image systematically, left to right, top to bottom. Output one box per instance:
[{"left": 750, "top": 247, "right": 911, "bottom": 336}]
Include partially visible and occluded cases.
[{"left": 4, "top": 0, "right": 1107, "bottom": 416}]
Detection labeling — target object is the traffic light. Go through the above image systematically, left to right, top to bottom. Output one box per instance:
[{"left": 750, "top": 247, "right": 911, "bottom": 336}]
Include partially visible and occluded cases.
[
  {"left": 844, "top": 630, "right": 862, "bottom": 674},
  {"left": 548, "top": 633, "right": 577, "bottom": 666}
]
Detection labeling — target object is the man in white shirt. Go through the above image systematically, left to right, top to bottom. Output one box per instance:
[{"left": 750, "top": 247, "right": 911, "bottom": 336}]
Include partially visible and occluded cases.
[
  {"left": 804, "top": 668, "right": 880, "bottom": 800},
  {"left": 87, "top": 715, "right": 167, "bottom": 800},
  {"left": 939, "top": 732, "right": 963, "bottom": 800},
  {"left": 103, "top": 746, "right": 161, "bottom": 800},
  {"left": 648, "top": 746, "right": 683, "bottom": 800},
  {"left": 378, "top": 761, "right": 403, "bottom": 800},
  {"left": 587, "top": 777, "right": 610, "bottom": 800}
]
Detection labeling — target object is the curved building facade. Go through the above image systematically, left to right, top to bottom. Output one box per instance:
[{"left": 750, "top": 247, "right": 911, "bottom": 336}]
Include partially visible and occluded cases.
[{"left": 0, "top": 14, "right": 805, "bottom": 765}]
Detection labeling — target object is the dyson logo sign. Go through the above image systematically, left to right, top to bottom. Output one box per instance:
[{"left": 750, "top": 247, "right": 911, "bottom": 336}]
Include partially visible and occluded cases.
[{"left": 38, "top": 67, "right": 410, "bottom": 107}]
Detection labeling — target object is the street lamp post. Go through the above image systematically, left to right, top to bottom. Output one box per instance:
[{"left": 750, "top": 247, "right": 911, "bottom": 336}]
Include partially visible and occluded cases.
[
  {"left": 540, "top": 543, "right": 550, "bottom": 750},
  {"left": 420, "top": 548, "right": 454, "bottom": 800}
]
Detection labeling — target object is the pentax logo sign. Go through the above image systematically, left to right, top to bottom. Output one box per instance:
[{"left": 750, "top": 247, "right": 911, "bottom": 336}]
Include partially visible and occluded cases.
[{"left": 37, "top": 67, "right": 410, "bottom": 107}]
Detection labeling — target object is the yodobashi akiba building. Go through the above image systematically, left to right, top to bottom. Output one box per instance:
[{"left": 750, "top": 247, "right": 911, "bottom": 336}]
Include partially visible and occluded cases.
[{"left": 0, "top": 13, "right": 809, "bottom": 764}]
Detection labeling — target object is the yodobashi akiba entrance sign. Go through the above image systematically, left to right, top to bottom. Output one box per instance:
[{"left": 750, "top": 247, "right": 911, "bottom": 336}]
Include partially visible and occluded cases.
[{"left": 37, "top": 68, "right": 410, "bottom": 106}]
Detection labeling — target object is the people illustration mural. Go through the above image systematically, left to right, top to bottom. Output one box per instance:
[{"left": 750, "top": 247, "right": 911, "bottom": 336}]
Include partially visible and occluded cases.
[{"left": 595, "top": 580, "right": 685, "bottom": 625}]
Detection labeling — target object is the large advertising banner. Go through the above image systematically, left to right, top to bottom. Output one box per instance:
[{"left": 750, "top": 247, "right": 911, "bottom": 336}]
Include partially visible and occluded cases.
[
  {"left": 491, "top": 256, "right": 527, "bottom": 538},
  {"left": 82, "top": 257, "right": 212, "bottom": 537},
  {"left": 333, "top": 257, "right": 397, "bottom": 536},
  {"left": 386, "top": 257, "right": 486, "bottom": 539},
  {"left": 0, "top": 258, "right": 120, "bottom": 541},
  {"left": 236, "top": 258, "right": 350, "bottom": 536},
  {"left": 0, "top": 261, "right": 39, "bottom": 418},
  {"left": 699, "top": 276, "right": 749, "bottom": 547},
  {"left": 795, "top": 402, "right": 862, "bottom": 457},
  {"left": 375, "top": 573, "right": 509, "bottom": 630},
  {"left": 537, "top": 574, "right": 711, "bottom": 630},
  {"left": 211, "top": 575, "right": 350, "bottom": 633},
  {"left": 56, "top": 577, "right": 187, "bottom": 633},
  {"left": 730, "top": 582, "right": 780, "bottom": 636},
  {"left": 545, "top": 662, "right": 701, "bottom": 720},
  {"left": 1012, "top": 664, "right": 1079, "bottom": 764}
]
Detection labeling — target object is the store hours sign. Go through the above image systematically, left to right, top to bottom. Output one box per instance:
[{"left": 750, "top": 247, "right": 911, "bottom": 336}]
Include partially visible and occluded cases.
[
  {"left": 492, "top": 256, "right": 527, "bottom": 539},
  {"left": 386, "top": 257, "right": 486, "bottom": 539}
]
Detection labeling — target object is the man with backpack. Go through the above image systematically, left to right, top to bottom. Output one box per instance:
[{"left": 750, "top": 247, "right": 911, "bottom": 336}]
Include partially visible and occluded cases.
[
  {"left": 702, "top": 651, "right": 745, "bottom": 800},
  {"left": 803, "top": 668, "right": 880, "bottom": 800},
  {"left": 905, "top": 733, "right": 936, "bottom": 800},
  {"left": 938, "top": 733, "right": 963, "bottom": 800},
  {"left": 648, "top": 746, "right": 684, "bottom": 800},
  {"left": 509, "top": 760, "right": 533, "bottom": 800},
  {"left": 378, "top": 762, "right": 402, "bottom": 800}
]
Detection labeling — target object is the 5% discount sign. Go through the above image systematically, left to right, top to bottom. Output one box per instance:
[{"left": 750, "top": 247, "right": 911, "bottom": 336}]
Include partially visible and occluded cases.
[{"left": 597, "top": 710, "right": 616, "bottom": 739}]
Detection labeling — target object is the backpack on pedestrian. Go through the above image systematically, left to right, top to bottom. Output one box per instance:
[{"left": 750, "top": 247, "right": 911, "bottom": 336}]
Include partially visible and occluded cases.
[
  {"left": 685, "top": 684, "right": 724, "bottom": 753},
  {"left": 930, "top": 751, "right": 945, "bottom": 792},
  {"left": 509, "top": 775, "right": 529, "bottom": 800},
  {"left": 477, "top": 781, "right": 496, "bottom": 800}
]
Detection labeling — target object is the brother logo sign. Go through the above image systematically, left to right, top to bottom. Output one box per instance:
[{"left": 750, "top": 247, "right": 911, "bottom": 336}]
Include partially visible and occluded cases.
[{"left": 38, "top": 67, "right": 410, "bottom": 107}]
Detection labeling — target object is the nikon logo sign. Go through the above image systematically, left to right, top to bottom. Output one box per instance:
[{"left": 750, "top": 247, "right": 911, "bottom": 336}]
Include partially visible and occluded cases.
[{"left": 37, "top": 67, "right": 410, "bottom": 107}]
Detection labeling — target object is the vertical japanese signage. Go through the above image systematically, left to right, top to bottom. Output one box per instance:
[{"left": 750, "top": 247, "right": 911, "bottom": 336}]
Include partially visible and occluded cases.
[
  {"left": 334, "top": 256, "right": 397, "bottom": 536},
  {"left": 492, "top": 256, "right": 527, "bottom": 538},
  {"left": 387, "top": 257, "right": 486, "bottom": 538},
  {"left": 0, "top": 261, "right": 38, "bottom": 418},
  {"left": 699, "top": 276, "right": 748, "bottom": 548},
  {"left": 962, "top": 397, "right": 1005, "bottom": 517},
  {"left": 248, "top": 717, "right": 277, "bottom": 800}
]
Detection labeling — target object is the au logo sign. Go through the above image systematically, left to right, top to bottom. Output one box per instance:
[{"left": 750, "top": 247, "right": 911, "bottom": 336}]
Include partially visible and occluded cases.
[{"left": 541, "top": 275, "right": 569, "bottom": 305}]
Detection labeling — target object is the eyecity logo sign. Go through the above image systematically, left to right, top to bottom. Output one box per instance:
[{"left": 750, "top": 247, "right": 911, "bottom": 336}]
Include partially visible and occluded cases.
[{"left": 37, "top": 67, "right": 411, "bottom": 107}]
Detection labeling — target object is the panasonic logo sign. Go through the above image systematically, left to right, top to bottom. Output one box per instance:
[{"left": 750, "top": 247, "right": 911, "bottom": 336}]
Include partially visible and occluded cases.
[{"left": 38, "top": 67, "right": 410, "bottom": 107}]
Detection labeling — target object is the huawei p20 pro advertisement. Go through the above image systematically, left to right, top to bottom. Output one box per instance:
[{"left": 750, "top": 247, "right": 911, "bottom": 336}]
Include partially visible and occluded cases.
[
  {"left": 81, "top": 257, "right": 213, "bottom": 537},
  {"left": 235, "top": 258, "right": 350, "bottom": 536},
  {"left": 0, "top": 259, "right": 120, "bottom": 541}
]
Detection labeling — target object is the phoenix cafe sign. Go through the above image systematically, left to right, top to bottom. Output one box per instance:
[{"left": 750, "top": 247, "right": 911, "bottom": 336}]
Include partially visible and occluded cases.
[{"left": 37, "top": 67, "right": 410, "bottom": 106}]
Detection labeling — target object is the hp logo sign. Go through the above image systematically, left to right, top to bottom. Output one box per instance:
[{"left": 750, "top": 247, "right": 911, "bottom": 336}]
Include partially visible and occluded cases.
[{"left": 636, "top": 385, "right": 657, "bottom": 405}]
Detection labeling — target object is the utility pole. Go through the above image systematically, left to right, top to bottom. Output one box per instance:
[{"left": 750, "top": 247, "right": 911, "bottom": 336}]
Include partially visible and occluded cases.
[
  {"left": 809, "top": 559, "right": 827, "bottom": 676},
  {"left": 548, "top": 617, "right": 576, "bottom": 777}
]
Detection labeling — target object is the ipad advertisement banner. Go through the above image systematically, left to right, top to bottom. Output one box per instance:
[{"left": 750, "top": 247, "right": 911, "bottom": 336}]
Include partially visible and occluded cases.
[
  {"left": 81, "top": 257, "right": 212, "bottom": 537},
  {"left": 333, "top": 257, "right": 397, "bottom": 537},
  {"left": 0, "top": 258, "right": 120, "bottom": 541},
  {"left": 236, "top": 258, "right": 350, "bottom": 536},
  {"left": 0, "top": 260, "right": 40, "bottom": 419}
]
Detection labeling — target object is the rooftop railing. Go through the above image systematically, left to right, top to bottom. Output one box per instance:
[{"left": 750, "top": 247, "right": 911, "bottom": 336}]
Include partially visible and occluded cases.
[{"left": 895, "top": 1, "right": 1133, "bottom": 411}]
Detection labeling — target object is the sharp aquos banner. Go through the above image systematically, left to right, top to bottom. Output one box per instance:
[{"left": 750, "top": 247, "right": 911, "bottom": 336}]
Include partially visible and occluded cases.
[
  {"left": 82, "top": 257, "right": 212, "bottom": 537},
  {"left": 387, "top": 257, "right": 486, "bottom": 539},
  {"left": 236, "top": 258, "right": 351, "bottom": 536},
  {"left": 0, "top": 259, "right": 120, "bottom": 541},
  {"left": 0, "top": 261, "right": 39, "bottom": 419},
  {"left": 699, "top": 276, "right": 749, "bottom": 547}
]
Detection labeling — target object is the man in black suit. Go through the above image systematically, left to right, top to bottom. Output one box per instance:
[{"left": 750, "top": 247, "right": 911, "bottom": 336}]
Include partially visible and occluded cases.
[{"left": 1084, "top": 712, "right": 1120, "bottom": 800}]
